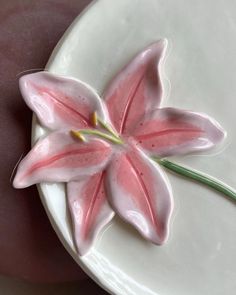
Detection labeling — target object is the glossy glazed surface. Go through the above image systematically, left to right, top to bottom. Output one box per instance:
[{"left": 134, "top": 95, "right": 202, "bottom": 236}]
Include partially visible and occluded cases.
[
  {"left": 30, "top": 0, "right": 236, "bottom": 294},
  {"left": 14, "top": 44, "right": 225, "bottom": 256}
]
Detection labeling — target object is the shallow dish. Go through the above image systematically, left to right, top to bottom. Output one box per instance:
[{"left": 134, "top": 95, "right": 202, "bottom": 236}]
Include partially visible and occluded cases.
[{"left": 32, "top": 0, "right": 236, "bottom": 294}]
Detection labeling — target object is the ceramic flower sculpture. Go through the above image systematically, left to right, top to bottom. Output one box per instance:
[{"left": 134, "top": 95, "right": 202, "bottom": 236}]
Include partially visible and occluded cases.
[{"left": 13, "top": 40, "right": 236, "bottom": 255}]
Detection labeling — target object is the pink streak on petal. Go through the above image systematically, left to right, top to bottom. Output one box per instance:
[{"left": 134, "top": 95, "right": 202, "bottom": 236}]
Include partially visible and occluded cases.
[
  {"left": 104, "top": 40, "right": 167, "bottom": 135},
  {"left": 19, "top": 71, "right": 105, "bottom": 130},
  {"left": 119, "top": 73, "right": 145, "bottom": 134},
  {"left": 31, "top": 84, "right": 90, "bottom": 126},
  {"left": 132, "top": 107, "right": 226, "bottom": 156},
  {"left": 13, "top": 131, "right": 112, "bottom": 188},
  {"left": 25, "top": 147, "right": 106, "bottom": 176},
  {"left": 106, "top": 147, "right": 173, "bottom": 245},
  {"left": 125, "top": 154, "right": 159, "bottom": 230},
  {"left": 83, "top": 172, "right": 105, "bottom": 237},
  {"left": 67, "top": 173, "right": 115, "bottom": 256}
]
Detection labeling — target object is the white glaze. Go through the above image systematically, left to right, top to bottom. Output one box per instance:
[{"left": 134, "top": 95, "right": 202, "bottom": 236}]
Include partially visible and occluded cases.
[{"left": 32, "top": 0, "right": 236, "bottom": 294}]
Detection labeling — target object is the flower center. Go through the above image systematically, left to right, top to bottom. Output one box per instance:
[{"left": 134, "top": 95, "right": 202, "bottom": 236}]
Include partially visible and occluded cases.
[{"left": 71, "top": 112, "right": 123, "bottom": 145}]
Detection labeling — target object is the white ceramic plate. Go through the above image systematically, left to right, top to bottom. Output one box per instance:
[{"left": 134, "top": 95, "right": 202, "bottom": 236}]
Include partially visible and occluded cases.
[{"left": 32, "top": 0, "right": 236, "bottom": 294}]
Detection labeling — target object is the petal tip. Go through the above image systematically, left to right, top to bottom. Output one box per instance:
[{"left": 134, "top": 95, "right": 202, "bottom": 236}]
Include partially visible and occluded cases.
[
  {"left": 150, "top": 38, "right": 168, "bottom": 57},
  {"left": 159, "top": 38, "right": 168, "bottom": 50},
  {"left": 19, "top": 71, "right": 46, "bottom": 93},
  {"left": 19, "top": 73, "right": 35, "bottom": 103},
  {"left": 19, "top": 74, "right": 28, "bottom": 92},
  {"left": 208, "top": 117, "right": 227, "bottom": 146},
  {"left": 218, "top": 125, "right": 227, "bottom": 142},
  {"left": 12, "top": 166, "right": 32, "bottom": 189},
  {"left": 12, "top": 173, "right": 25, "bottom": 189},
  {"left": 73, "top": 212, "right": 115, "bottom": 257},
  {"left": 147, "top": 222, "right": 171, "bottom": 246},
  {"left": 76, "top": 242, "right": 90, "bottom": 257}
]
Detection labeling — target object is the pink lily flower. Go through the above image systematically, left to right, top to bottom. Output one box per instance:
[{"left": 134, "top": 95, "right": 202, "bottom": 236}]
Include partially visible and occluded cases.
[{"left": 13, "top": 40, "right": 225, "bottom": 255}]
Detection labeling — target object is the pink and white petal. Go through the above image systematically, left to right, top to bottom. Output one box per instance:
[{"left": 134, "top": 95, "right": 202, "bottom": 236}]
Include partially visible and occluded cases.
[
  {"left": 104, "top": 40, "right": 167, "bottom": 135},
  {"left": 19, "top": 71, "right": 106, "bottom": 130},
  {"left": 132, "top": 107, "right": 226, "bottom": 157},
  {"left": 13, "top": 131, "right": 112, "bottom": 188},
  {"left": 106, "top": 147, "right": 173, "bottom": 245},
  {"left": 67, "top": 173, "right": 115, "bottom": 256}
]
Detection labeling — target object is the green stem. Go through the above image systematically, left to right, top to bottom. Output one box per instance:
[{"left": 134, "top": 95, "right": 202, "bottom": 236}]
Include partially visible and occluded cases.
[
  {"left": 79, "top": 129, "right": 123, "bottom": 145},
  {"left": 153, "top": 157, "right": 236, "bottom": 202}
]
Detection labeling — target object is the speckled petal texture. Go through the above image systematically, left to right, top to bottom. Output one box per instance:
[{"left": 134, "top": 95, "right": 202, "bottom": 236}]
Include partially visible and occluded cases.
[
  {"left": 13, "top": 39, "right": 227, "bottom": 259},
  {"left": 104, "top": 40, "right": 167, "bottom": 135},
  {"left": 19, "top": 71, "right": 106, "bottom": 130},
  {"left": 132, "top": 107, "right": 226, "bottom": 157},
  {"left": 13, "top": 131, "right": 112, "bottom": 188},
  {"left": 106, "top": 146, "right": 173, "bottom": 245},
  {"left": 67, "top": 173, "right": 115, "bottom": 256}
]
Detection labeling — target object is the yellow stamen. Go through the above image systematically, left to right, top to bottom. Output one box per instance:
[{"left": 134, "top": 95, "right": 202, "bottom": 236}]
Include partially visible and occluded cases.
[
  {"left": 91, "top": 111, "right": 98, "bottom": 127},
  {"left": 71, "top": 112, "right": 123, "bottom": 145},
  {"left": 70, "top": 130, "right": 86, "bottom": 142}
]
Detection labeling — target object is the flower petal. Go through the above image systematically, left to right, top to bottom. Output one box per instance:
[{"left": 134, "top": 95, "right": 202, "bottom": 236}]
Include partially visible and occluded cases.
[
  {"left": 104, "top": 40, "right": 167, "bottom": 135},
  {"left": 19, "top": 71, "right": 106, "bottom": 130},
  {"left": 132, "top": 108, "right": 226, "bottom": 157},
  {"left": 13, "top": 131, "right": 112, "bottom": 188},
  {"left": 106, "top": 146, "right": 173, "bottom": 245},
  {"left": 67, "top": 172, "right": 115, "bottom": 256}
]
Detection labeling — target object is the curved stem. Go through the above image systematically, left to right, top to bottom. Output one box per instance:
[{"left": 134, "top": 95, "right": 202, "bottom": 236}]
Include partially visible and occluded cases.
[{"left": 153, "top": 157, "right": 236, "bottom": 202}]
